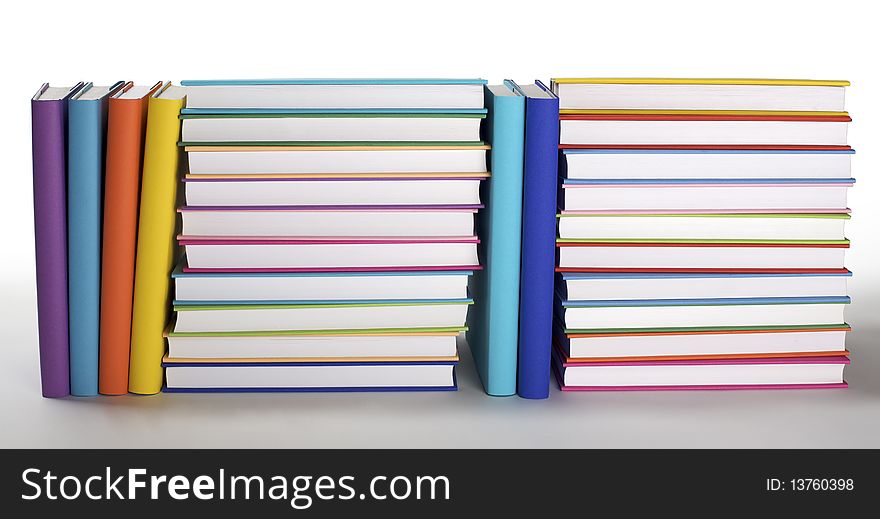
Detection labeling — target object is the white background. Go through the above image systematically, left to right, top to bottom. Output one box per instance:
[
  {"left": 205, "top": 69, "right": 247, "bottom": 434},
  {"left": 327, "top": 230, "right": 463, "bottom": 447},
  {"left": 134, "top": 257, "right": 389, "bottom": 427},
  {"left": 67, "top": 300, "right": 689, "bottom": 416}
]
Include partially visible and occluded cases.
[{"left": 1, "top": 0, "right": 878, "bottom": 447}]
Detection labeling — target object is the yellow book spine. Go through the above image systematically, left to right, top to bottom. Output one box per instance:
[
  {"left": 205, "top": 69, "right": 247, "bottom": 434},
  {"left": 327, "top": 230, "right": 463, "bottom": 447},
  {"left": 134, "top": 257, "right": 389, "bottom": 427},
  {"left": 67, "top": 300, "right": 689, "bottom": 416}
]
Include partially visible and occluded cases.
[
  {"left": 551, "top": 78, "right": 850, "bottom": 87},
  {"left": 128, "top": 91, "right": 185, "bottom": 394}
]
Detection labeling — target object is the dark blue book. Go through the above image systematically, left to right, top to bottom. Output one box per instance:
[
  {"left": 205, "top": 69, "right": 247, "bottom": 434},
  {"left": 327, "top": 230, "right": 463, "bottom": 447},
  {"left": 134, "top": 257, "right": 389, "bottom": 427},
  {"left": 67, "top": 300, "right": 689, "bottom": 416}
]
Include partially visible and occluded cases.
[{"left": 512, "top": 81, "right": 559, "bottom": 399}]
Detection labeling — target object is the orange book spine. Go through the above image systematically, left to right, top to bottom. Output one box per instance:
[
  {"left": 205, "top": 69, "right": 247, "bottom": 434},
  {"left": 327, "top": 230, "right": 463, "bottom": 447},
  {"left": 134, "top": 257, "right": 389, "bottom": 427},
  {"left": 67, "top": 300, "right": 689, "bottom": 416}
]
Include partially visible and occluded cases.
[{"left": 98, "top": 87, "right": 151, "bottom": 395}]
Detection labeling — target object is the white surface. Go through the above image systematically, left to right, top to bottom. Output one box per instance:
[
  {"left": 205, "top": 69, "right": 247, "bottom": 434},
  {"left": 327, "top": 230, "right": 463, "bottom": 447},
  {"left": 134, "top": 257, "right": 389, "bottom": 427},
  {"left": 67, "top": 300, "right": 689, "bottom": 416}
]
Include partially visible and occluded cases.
[{"left": 3, "top": 0, "right": 880, "bottom": 448}]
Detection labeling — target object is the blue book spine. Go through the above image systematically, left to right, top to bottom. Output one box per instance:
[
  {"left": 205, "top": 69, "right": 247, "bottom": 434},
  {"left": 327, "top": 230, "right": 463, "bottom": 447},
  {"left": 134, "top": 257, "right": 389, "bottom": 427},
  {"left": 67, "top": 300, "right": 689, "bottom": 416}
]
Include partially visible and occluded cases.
[
  {"left": 517, "top": 83, "right": 560, "bottom": 399},
  {"left": 467, "top": 84, "right": 525, "bottom": 396},
  {"left": 67, "top": 89, "right": 111, "bottom": 396}
]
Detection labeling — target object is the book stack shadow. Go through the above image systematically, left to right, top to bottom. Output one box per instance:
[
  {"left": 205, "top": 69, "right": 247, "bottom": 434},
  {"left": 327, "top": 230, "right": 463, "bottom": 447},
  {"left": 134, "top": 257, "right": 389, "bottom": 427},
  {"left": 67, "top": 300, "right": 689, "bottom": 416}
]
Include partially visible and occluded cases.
[
  {"left": 550, "top": 78, "right": 854, "bottom": 391},
  {"left": 164, "top": 79, "right": 489, "bottom": 392}
]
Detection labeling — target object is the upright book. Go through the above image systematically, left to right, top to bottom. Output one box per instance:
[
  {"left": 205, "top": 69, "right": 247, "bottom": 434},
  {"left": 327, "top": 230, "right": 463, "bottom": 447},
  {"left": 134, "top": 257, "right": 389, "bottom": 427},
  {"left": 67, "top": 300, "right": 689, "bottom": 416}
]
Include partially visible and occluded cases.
[
  {"left": 67, "top": 81, "right": 124, "bottom": 396},
  {"left": 467, "top": 81, "right": 525, "bottom": 396},
  {"left": 512, "top": 81, "right": 560, "bottom": 399},
  {"left": 31, "top": 82, "right": 83, "bottom": 398},
  {"left": 98, "top": 82, "right": 161, "bottom": 395},
  {"left": 128, "top": 83, "right": 186, "bottom": 395}
]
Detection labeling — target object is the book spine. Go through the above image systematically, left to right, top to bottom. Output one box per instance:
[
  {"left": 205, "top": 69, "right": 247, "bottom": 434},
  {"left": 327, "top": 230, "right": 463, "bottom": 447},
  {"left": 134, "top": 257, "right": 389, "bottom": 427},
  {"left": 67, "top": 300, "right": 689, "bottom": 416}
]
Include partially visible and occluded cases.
[
  {"left": 470, "top": 87, "right": 525, "bottom": 396},
  {"left": 128, "top": 94, "right": 185, "bottom": 394},
  {"left": 517, "top": 96, "right": 560, "bottom": 399},
  {"left": 98, "top": 97, "right": 149, "bottom": 395},
  {"left": 31, "top": 98, "right": 71, "bottom": 398},
  {"left": 68, "top": 98, "right": 109, "bottom": 396}
]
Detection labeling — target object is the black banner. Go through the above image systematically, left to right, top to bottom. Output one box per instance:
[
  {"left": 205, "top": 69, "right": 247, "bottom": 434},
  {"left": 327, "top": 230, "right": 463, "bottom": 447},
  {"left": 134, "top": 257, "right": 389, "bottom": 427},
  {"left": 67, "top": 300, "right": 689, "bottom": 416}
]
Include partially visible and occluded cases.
[{"left": 1, "top": 450, "right": 875, "bottom": 515}]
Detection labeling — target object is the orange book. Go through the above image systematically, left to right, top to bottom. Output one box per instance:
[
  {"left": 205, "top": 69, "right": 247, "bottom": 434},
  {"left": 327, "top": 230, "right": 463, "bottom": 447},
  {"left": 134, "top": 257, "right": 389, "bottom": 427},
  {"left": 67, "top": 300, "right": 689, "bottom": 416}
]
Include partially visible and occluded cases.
[{"left": 98, "top": 82, "right": 161, "bottom": 395}]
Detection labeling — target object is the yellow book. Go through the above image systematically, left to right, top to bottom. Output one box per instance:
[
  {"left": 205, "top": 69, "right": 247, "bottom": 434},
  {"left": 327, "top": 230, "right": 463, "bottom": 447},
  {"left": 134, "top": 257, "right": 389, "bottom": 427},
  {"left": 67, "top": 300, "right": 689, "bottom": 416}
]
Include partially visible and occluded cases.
[
  {"left": 551, "top": 78, "right": 850, "bottom": 86},
  {"left": 128, "top": 84, "right": 186, "bottom": 394}
]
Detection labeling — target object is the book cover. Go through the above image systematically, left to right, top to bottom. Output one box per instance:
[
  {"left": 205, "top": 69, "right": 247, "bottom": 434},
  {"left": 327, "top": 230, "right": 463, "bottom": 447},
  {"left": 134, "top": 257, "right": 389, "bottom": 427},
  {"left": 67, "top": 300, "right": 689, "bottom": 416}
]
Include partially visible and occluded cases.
[
  {"left": 67, "top": 81, "right": 124, "bottom": 396},
  {"left": 511, "top": 81, "right": 560, "bottom": 399},
  {"left": 31, "top": 82, "right": 83, "bottom": 398},
  {"left": 98, "top": 82, "right": 161, "bottom": 395},
  {"left": 467, "top": 82, "right": 525, "bottom": 396},
  {"left": 128, "top": 84, "right": 186, "bottom": 395}
]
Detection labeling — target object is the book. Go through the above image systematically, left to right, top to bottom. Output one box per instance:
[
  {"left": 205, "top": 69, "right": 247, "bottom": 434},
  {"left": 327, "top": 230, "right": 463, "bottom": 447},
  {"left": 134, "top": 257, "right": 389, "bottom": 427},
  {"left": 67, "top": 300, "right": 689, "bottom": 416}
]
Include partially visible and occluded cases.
[
  {"left": 181, "top": 78, "right": 487, "bottom": 109},
  {"left": 550, "top": 78, "right": 849, "bottom": 112},
  {"left": 67, "top": 81, "right": 124, "bottom": 396},
  {"left": 510, "top": 81, "right": 560, "bottom": 400},
  {"left": 31, "top": 82, "right": 83, "bottom": 398},
  {"left": 98, "top": 82, "right": 161, "bottom": 395},
  {"left": 467, "top": 82, "right": 525, "bottom": 396},
  {"left": 128, "top": 84, "right": 186, "bottom": 395},
  {"left": 180, "top": 112, "right": 485, "bottom": 143},
  {"left": 558, "top": 114, "right": 850, "bottom": 147},
  {"left": 185, "top": 145, "right": 489, "bottom": 176},
  {"left": 561, "top": 149, "right": 853, "bottom": 180},
  {"left": 183, "top": 177, "right": 484, "bottom": 206},
  {"left": 560, "top": 180, "right": 853, "bottom": 212},
  {"left": 178, "top": 205, "right": 480, "bottom": 237},
  {"left": 557, "top": 213, "right": 849, "bottom": 241},
  {"left": 180, "top": 236, "right": 480, "bottom": 271},
  {"left": 557, "top": 242, "right": 848, "bottom": 271},
  {"left": 173, "top": 263, "right": 472, "bottom": 301},
  {"left": 558, "top": 271, "right": 850, "bottom": 301},
  {"left": 556, "top": 296, "right": 848, "bottom": 330},
  {"left": 172, "top": 299, "right": 473, "bottom": 333},
  {"left": 556, "top": 325, "right": 849, "bottom": 361},
  {"left": 165, "top": 328, "right": 462, "bottom": 360},
  {"left": 553, "top": 353, "right": 849, "bottom": 391},
  {"left": 163, "top": 359, "right": 459, "bottom": 392}
]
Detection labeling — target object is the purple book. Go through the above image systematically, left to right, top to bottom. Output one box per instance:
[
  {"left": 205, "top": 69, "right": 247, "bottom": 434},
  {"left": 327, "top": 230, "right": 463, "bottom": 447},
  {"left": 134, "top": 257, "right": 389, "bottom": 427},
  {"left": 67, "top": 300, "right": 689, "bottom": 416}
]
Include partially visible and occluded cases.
[{"left": 31, "top": 83, "right": 83, "bottom": 398}]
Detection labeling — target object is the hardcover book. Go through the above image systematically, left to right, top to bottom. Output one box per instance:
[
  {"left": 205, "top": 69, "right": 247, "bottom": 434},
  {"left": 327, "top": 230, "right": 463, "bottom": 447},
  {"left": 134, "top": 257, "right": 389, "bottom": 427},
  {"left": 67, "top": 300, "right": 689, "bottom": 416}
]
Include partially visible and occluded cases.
[{"left": 31, "top": 82, "right": 84, "bottom": 398}]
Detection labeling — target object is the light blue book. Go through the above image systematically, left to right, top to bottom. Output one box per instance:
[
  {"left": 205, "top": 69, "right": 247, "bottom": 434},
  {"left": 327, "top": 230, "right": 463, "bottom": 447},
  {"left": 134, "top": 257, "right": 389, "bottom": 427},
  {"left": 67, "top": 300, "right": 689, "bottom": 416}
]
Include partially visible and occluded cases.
[
  {"left": 67, "top": 81, "right": 123, "bottom": 396},
  {"left": 467, "top": 82, "right": 525, "bottom": 396}
]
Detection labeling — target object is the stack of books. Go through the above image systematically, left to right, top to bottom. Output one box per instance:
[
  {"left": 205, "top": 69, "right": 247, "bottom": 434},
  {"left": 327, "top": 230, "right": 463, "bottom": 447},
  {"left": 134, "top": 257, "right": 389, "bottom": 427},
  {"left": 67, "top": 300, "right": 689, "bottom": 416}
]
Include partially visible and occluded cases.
[
  {"left": 550, "top": 78, "right": 853, "bottom": 391},
  {"left": 164, "top": 79, "right": 489, "bottom": 392}
]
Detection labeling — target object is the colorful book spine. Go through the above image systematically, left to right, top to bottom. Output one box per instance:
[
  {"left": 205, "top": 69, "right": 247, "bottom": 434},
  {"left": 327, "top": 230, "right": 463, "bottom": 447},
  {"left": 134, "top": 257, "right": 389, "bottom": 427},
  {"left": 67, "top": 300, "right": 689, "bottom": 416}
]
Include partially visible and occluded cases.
[
  {"left": 514, "top": 81, "right": 560, "bottom": 399},
  {"left": 68, "top": 82, "right": 123, "bottom": 396},
  {"left": 98, "top": 82, "right": 160, "bottom": 395},
  {"left": 467, "top": 82, "right": 525, "bottom": 395},
  {"left": 31, "top": 83, "right": 83, "bottom": 398},
  {"left": 129, "top": 84, "right": 185, "bottom": 394}
]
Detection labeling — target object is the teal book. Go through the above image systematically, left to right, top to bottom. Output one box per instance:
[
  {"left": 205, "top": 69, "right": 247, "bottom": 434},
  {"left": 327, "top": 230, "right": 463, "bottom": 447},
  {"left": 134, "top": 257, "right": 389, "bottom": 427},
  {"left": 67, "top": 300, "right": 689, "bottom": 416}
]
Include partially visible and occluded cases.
[
  {"left": 67, "top": 81, "right": 123, "bottom": 396},
  {"left": 467, "top": 82, "right": 525, "bottom": 396}
]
